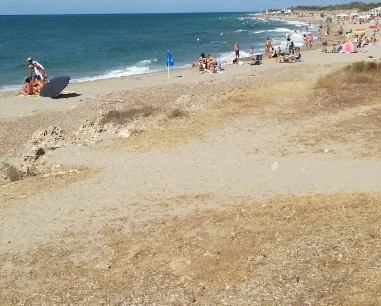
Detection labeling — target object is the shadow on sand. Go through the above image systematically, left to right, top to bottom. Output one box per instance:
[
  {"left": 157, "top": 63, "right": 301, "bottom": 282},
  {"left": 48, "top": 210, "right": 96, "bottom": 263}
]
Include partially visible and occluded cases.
[{"left": 54, "top": 93, "right": 82, "bottom": 99}]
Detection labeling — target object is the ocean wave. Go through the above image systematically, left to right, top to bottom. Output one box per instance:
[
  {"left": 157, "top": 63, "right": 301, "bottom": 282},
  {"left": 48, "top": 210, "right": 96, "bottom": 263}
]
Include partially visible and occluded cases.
[
  {"left": 240, "top": 16, "right": 268, "bottom": 23},
  {"left": 284, "top": 20, "right": 310, "bottom": 26},
  {"left": 267, "top": 27, "right": 293, "bottom": 33},
  {"left": 254, "top": 30, "right": 266, "bottom": 34},
  {"left": 137, "top": 58, "right": 158, "bottom": 66},
  {"left": 71, "top": 66, "right": 157, "bottom": 83},
  {"left": 0, "top": 84, "right": 21, "bottom": 93}
]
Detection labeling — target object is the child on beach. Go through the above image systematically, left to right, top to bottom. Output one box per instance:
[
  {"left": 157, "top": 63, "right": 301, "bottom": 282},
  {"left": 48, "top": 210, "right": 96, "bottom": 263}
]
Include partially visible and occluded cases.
[{"left": 16, "top": 77, "right": 34, "bottom": 96}]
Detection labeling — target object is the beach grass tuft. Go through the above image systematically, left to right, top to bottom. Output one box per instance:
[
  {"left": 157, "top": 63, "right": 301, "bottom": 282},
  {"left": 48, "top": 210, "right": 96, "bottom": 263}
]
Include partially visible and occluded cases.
[
  {"left": 344, "top": 60, "right": 379, "bottom": 73},
  {"left": 314, "top": 61, "right": 381, "bottom": 108},
  {"left": 100, "top": 106, "right": 159, "bottom": 126},
  {"left": 167, "top": 108, "right": 188, "bottom": 119},
  {"left": 3, "top": 163, "right": 24, "bottom": 182}
]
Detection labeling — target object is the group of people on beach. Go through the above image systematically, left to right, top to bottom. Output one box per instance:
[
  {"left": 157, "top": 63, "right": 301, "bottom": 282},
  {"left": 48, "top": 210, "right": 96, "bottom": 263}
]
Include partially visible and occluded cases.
[
  {"left": 192, "top": 41, "right": 241, "bottom": 73},
  {"left": 192, "top": 53, "right": 221, "bottom": 73},
  {"left": 16, "top": 57, "right": 47, "bottom": 96}
]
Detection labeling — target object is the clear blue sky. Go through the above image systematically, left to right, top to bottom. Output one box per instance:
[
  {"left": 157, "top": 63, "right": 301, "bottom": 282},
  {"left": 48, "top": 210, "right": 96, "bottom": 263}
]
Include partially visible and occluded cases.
[{"left": 2, "top": 0, "right": 376, "bottom": 15}]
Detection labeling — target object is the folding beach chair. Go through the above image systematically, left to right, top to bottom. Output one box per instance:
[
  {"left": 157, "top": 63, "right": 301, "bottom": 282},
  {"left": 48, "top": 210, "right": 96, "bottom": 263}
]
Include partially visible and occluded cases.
[{"left": 250, "top": 53, "right": 263, "bottom": 65}]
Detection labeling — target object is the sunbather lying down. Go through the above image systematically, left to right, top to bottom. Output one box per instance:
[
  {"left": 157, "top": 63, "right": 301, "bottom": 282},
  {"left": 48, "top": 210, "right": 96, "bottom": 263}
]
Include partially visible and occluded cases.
[{"left": 276, "top": 47, "right": 301, "bottom": 63}]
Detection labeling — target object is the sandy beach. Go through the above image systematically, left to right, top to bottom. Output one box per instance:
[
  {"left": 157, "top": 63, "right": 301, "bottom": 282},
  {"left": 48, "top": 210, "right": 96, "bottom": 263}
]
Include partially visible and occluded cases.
[{"left": 1, "top": 16, "right": 381, "bottom": 305}]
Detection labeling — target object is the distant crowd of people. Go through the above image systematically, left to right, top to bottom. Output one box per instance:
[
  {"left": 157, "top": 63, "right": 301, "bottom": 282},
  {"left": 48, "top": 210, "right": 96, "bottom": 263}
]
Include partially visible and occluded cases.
[{"left": 17, "top": 57, "right": 47, "bottom": 96}]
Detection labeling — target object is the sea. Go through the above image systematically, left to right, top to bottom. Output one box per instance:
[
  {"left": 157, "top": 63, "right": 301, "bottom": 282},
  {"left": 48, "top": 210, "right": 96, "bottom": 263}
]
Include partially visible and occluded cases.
[{"left": 0, "top": 13, "right": 319, "bottom": 93}]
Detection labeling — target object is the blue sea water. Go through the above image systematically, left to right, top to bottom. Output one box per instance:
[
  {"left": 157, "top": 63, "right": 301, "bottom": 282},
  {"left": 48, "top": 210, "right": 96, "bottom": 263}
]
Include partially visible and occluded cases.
[{"left": 0, "top": 13, "right": 317, "bottom": 92}]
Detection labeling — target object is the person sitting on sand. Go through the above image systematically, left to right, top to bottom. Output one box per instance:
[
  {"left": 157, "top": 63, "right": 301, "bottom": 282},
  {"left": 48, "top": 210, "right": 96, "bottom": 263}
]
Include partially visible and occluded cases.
[
  {"left": 335, "top": 25, "right": 344, "bottom": 36},
  {"left": 331, "top": 41, "right": 342, "bottom": 53},
  {"left": 267, "top": 47, "right": 278, "bottom": 58},
  {"left": 276, "top": 47, "right": 301, "bottom": 63},
  {"left": 192, "top": 53, "right": 207, "bottom": 69},
  {"left": 199, "top": 53, "right": 208, "bottom": 69},
  {"left": 207, "top": 54, "right": 217, "bottom": 69},
  {"left": 192, "top": 61, "right": 201, "bottom": 68},
  {"left": 33, "top": 75, "right": 45, "bottom": 94},
  {"left": 16, "top": 77, "right": 34, "bottom": 96}
]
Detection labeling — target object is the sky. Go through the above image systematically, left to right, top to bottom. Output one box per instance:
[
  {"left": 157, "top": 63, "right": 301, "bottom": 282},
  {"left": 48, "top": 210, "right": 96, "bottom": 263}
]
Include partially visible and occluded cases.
[{"left": 1, "top": 0, "right": 376, "bottom": 15}]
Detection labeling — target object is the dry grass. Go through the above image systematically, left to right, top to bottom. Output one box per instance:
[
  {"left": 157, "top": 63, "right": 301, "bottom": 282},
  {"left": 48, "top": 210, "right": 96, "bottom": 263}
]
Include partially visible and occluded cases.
[
  {"left": 313, "top": 61, "right": 381, "bottom": 110},
  {"left": 288, "top": 62, "right": 381, "bottom": 156},
  {"left": 101, "top": 70, "right": 381, "bottom": 158},
  {"left": 108, "top": 85, "right": 278, "bottom": 152},
  {"left": 99, "top": 106, "right": 159, "bottom": 126},
  {"left": 297, "top": 107, "right": 381, "bottom": 157},
  {"left": 167, "top": 108, "right": 188, "bottom": 119},
  {"left": 2, "top": 163, "right": 24, "bottom": 182},
  {"left": 0, "top": 166, "right": 99, "bottom": 209},
  {"left": 2, "top": 192, "right": 381, "bottom": 305}
]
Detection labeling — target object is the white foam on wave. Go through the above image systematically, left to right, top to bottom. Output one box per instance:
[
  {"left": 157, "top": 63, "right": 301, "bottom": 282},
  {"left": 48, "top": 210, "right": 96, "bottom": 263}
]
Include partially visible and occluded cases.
[
  {"left": 240, "top": 16, "right": 269, "bottom": 23},
  {"left": 284, "top": 20, "right": 310, "bottom": 26},
  {"left": 268, "top": 27, "right": 292, "bottom": 33},
  {"left": 253, "top": 30, "right": 265, "bottom": 34},
  {"left": 270, "top": 32, "right": 305, "bottom": 51},
  {"left": 216, "top": 50, "right": 252, "bottom": 64},
  {"left": 71, "top": 58, "right": 161, "bottom": 83},
  {"left": 137, "top": 58, "right": 157, "bottom": 66},
  {"left": 71, "top": 66, "right": 156, "bottom": 83},
  {"left": 0, "top": 84, "right": 21, "bottom": 93}
]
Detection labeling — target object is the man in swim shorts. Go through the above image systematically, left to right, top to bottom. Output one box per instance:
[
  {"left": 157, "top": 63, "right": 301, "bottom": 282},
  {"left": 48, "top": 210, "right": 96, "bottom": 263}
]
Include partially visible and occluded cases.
[
  {"left": 322, "top": 34, "right": 329, "bottom": 53},
  {"left": 234, "top": 42, "right": 239, "bottom": 59}
]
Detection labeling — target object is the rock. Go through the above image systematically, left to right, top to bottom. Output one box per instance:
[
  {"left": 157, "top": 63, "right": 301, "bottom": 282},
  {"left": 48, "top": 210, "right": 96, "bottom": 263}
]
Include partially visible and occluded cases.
[
  {"left": 29, "top": 126, "right": 66, "bottom": 150},
  {"left": 118, "top": 128, "right": 132, "bottom": 138},
  {"left": 24, "top": 147, "right": 45, "bottom": 162},
  {"left": 271, "top": 161, "right": 279, "bottom": 171}
]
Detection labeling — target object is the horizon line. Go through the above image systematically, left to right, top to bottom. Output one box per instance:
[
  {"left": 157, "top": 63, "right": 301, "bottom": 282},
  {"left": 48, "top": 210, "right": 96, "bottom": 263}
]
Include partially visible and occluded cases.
[{"left": 0, "top": 11, "right": 261, "bottom": 16}]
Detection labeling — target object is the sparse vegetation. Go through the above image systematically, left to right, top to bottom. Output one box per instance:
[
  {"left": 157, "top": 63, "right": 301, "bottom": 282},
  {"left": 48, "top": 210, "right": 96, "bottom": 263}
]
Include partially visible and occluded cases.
[
  {"left": 291, "top": 2, "right": 381, "bottom": 12},
  {"left": 344, "top": 60, "right": 379, "bottom": 73},
  {"left": 314, "top": 61, "right": 381, "bottom": 108},
  {"left": 100, "top": 106, "right": 159, "bottom": 125},
  {"left": 167, "top": 108, "right": 188, "bottom": 119},
  {"left": 3, "top": 163, "right": 23, "bottom": 182}
]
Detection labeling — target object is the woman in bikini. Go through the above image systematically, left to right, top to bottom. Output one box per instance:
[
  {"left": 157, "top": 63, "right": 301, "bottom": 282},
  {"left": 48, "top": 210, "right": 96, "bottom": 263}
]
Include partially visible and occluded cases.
[{"left": 264, "top": 37, "right": 271, "bottom": 55}]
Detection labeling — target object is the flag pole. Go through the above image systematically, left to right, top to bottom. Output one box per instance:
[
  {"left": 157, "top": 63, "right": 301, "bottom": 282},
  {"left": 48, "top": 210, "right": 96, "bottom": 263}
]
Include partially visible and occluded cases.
[{"left": 166, "top": 50, "right": 174, "bottom": 79}]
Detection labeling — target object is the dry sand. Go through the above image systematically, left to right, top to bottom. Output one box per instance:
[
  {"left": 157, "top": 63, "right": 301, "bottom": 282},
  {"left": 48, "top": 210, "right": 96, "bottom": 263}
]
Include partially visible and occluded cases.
[{"left": 1, "top": 18, "right": 381, "bottom": 305}]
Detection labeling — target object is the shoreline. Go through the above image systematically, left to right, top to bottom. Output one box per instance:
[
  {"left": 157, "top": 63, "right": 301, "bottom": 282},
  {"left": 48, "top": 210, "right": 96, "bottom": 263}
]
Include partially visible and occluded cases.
[{"left": 0, "top": 13, "right": 331, "bottom": 96}]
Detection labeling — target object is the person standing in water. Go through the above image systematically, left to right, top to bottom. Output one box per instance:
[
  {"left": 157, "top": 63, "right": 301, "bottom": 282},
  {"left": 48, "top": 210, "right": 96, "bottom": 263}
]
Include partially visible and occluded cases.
[{"left": 234, "top": 42, "right": 240, "bottom": 59}]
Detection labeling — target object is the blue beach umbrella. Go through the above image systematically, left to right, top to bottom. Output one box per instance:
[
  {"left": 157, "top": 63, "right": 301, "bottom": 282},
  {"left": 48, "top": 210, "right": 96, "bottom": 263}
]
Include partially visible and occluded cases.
[
  {"left": 166, "top": 50, "right": 174, "bottom": 78},
  {"left": 40, "top": 76, "right": 70, "bottom": 98}
]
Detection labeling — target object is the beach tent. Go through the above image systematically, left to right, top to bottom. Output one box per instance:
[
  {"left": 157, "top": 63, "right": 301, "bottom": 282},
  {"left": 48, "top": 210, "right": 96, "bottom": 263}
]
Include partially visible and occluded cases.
[{"left": 341, "top": 41, "right": 354, "bottom": 53}]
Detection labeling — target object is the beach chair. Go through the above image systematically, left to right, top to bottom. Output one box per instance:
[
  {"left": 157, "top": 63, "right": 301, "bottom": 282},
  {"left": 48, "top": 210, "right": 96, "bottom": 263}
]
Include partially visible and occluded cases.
[{"left": 250, "top": 53, "right": 262, "bottom": 65}]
